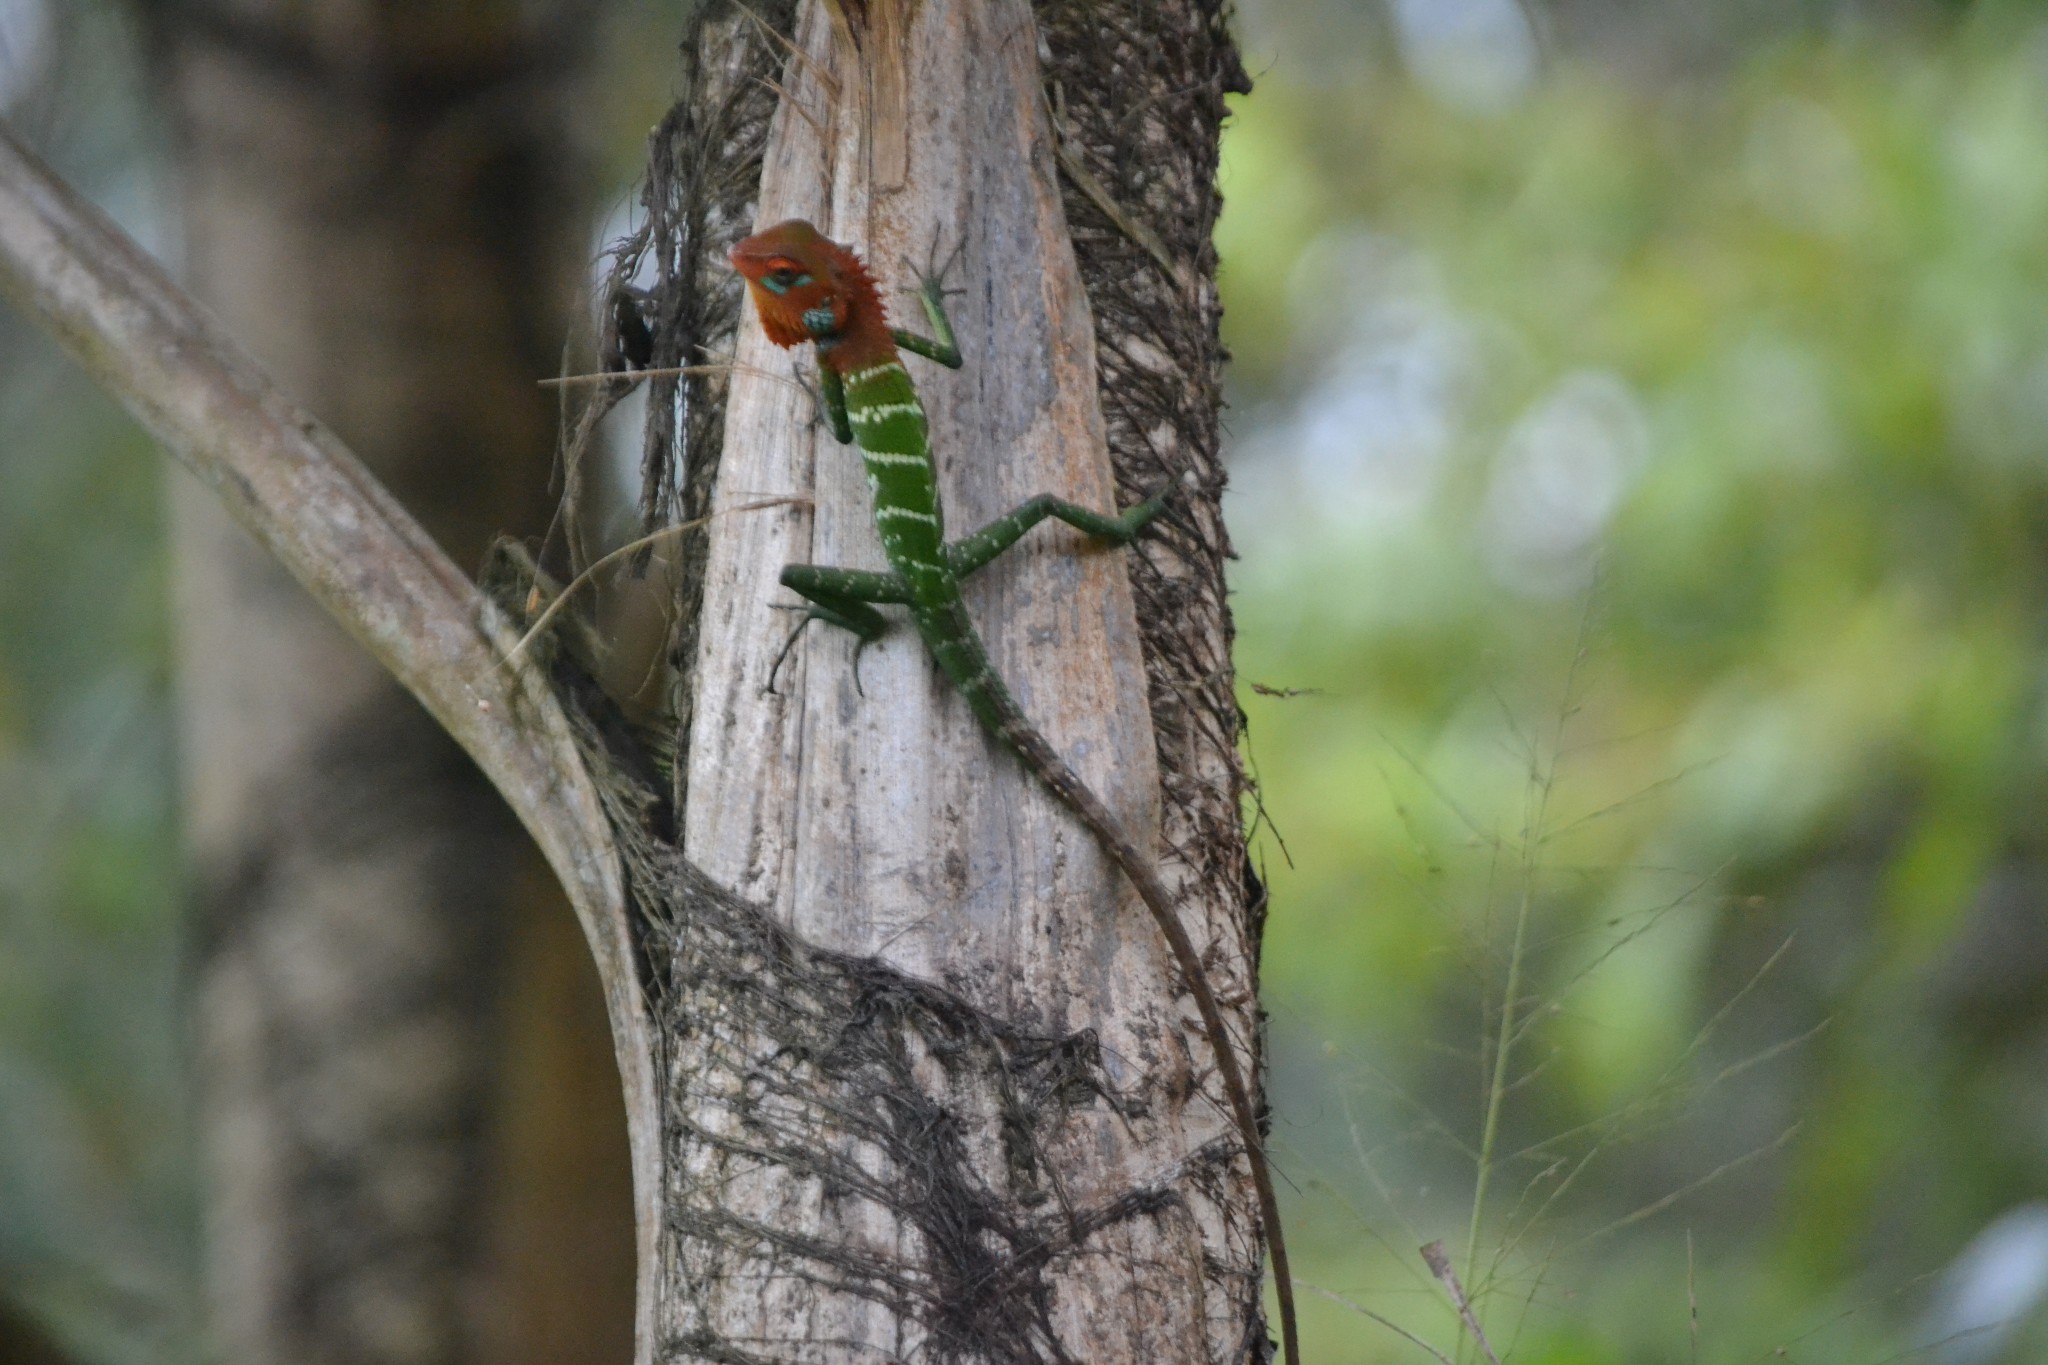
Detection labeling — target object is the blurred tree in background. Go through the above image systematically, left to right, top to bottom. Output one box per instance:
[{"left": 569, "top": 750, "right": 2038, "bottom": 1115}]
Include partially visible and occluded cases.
[
  {"left": 11, "top": 0, "right": 2048, "bottom": 1361},
  {"left": 143, "top": 2, "right": 637, "bottom": 1363}
]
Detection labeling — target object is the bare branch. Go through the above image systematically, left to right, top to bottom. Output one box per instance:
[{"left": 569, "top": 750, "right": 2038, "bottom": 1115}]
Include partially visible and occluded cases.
[{"left": 0, "top": 122, "right": 664, "bottom": 1361}]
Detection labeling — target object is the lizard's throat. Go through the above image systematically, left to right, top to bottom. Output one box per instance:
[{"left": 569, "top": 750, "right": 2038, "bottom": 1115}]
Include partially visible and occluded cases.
[{"left": 802, "top": 305, "right": 842, "bottom": 342}]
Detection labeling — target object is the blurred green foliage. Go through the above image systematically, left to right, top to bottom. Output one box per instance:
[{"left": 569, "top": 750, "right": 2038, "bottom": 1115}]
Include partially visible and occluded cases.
[
  {"left": 1227, "top": 3, "right": 2048, "bottom": 1360},
  {"left": 0, "top": 8, "right": 199, "bottom": 1363},
  {"left": 0, "top": 355, "right": 193, "bottom": 1365}
]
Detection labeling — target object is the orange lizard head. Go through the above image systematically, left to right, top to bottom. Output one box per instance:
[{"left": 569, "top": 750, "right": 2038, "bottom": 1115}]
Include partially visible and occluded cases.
[{"left": 729, "top": 219, "right": 891, "bottom": 367}]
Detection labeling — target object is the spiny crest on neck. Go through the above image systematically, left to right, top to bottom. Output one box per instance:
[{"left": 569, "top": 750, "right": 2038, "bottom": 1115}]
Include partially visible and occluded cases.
[{"left": 729, "top": 219, "right": 896, "bottom": 371}]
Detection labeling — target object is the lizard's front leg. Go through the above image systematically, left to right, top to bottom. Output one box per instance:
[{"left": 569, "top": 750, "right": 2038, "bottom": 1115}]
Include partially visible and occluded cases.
[
  {"left": 891, "top": 263, "right": 964, "bottom": 370},
  {"left": 803, "top": 362, "right": 853, "bottom": 445},
  {"left": 945, "top": 489, "right": 1171, "bottom": 578},
  {"left": 768, "top": 563, "right": 913, "bottom": 693}
]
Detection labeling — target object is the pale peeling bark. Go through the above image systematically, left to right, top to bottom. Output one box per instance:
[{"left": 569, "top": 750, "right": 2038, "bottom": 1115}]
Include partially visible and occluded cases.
[
  {"left": 651, "top": 0, "right": 1267, "bottom": 1359},
  {"left": 143, "top": 5, "right": 634, "bottom": 1363}
]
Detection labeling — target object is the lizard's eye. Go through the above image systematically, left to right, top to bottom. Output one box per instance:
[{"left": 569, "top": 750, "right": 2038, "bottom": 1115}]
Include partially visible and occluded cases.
[{"left": 762, "top": 265, "right": 811, "bottom": 295}]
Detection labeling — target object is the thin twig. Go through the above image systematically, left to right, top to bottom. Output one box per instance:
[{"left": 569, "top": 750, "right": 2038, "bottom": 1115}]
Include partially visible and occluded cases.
[
  {"left": 743, "top": 0, "right": 836, "bottom": 98},
  {"left": 1042, "top": 83, "right": 1192, "bottom": 294},
  {"left": 539, "top": 360, "right": 789, "bottom": 388},
  {"left": 495, "top": 496, "right": 807, "bottom": 669},
  {"left": 1568, "top": 1124, "right": 1802, "bottom": 1251},
  {"left": 1687, "top": 1229, "right": 1700, "bottom": 1365},
  {"left": 1420, "top": 1240, "right": 1503, "bottom": 1365},
  {"left": 1298, "top": 1282, "right": 1458, "bottom": 1365}
]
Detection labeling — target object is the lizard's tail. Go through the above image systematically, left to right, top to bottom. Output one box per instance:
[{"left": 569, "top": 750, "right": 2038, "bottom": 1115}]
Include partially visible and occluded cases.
[{"left": 932, "top": 602, "right": 1301, "bottom": 1365}]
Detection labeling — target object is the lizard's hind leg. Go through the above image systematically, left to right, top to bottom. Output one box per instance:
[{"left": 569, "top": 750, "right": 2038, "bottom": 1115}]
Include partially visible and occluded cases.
[
  {"left": 946, "top": 488, "right": 1172, "bottom": 578},
  {"left": 770, "top": 563, "right": 913, "bottom": 695}
]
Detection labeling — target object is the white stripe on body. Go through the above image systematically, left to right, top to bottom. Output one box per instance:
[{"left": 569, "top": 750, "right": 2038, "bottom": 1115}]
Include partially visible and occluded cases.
[
  {"left": 844, "top": 361, "right": 908, "bottom": 387},
  {"left": 851, "top": 402, "right": 922, "bottom": 424}
]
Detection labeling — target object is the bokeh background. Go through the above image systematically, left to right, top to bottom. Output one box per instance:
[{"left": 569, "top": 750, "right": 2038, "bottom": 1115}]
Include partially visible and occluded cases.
[{"left": 9, "top": 0, "right": 2048, "bottom": 1360}]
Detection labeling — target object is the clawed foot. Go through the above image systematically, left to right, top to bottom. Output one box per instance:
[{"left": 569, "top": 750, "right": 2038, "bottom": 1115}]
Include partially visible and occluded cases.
[
  {"left": 906, "top": 226, "right": 966, "bottom": 309},
  {"left": 1126, "top": 471, "right": 1193, "bottom": 533},
  {"left": 762, "top": 604, "right": 882, "bottom": 699},
  {"left": 763, "top": 604, "right": 814, "bottom": 696},
  {"left": 849, "top": 636, "right": 876, "bottom": 699}
]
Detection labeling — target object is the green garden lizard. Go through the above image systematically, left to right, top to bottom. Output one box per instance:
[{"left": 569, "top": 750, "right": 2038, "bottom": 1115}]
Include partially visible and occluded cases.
[{"left": 730, "top": 219, "right": 1298, "bottom": 1364}]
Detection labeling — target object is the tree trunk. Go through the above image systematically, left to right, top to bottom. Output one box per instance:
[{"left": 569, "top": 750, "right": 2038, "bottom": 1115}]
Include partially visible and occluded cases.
[
  {"left": 41, "top": 0, "right": 1257, "bottom": 1356},
  {"left": 619, "top": 1, "right": 1264, "bottom": 1358},
  {"left": 146, "top": 5, "right": 635, "bottom": 1363}
]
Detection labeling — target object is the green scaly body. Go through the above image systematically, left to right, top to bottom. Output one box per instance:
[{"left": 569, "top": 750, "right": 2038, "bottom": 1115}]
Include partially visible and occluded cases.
[{"left": 837, "top": 354, "right": 1117, "bottom": 745}]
